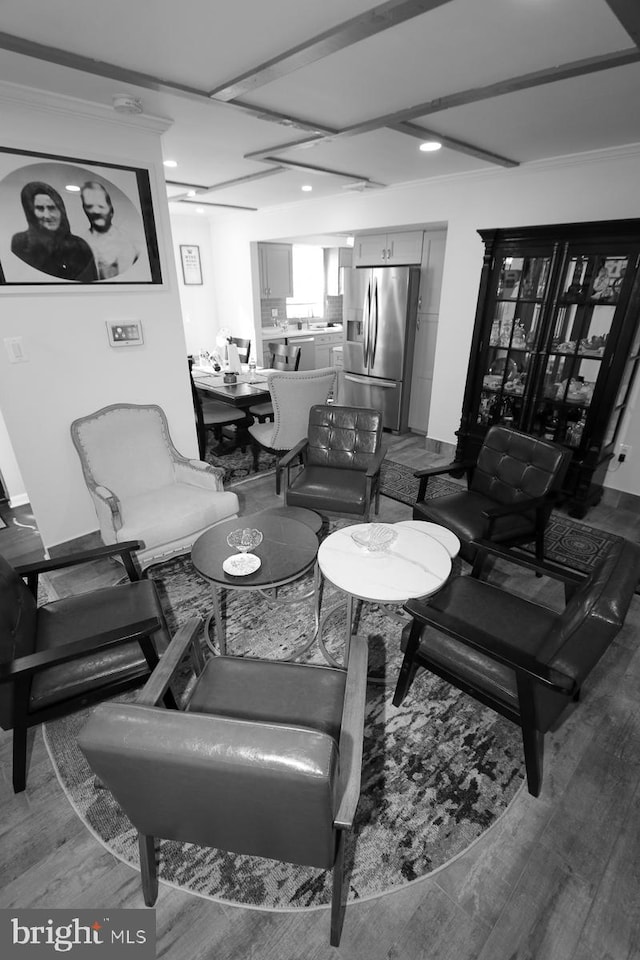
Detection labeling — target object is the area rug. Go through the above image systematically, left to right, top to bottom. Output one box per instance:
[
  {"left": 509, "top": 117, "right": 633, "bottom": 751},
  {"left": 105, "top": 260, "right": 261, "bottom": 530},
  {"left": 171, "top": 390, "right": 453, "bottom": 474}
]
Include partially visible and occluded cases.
[
  {"left": 206, "top": 445, "right": 276, "bottom": 485},
  {"left": 381, "top": 459, "right": 622, "bottom": 573},
  {"left": 43, "top": 554, "right": 525, "bottom": 911}
]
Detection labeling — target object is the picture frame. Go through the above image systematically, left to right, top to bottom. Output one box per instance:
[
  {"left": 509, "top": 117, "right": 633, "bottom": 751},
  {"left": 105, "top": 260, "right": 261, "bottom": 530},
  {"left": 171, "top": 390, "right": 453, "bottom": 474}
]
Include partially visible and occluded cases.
[
  {"left": 0, "top": 145, "right": 162, "bottom": 287},
  {"left": 180, "top": 244, "right": 202, "bottom": 285}
]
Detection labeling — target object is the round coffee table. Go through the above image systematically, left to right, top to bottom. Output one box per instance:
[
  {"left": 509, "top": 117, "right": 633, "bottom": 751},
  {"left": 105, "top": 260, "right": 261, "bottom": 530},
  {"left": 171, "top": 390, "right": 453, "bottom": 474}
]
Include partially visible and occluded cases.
[
  {"left": 191, "top": 512, "right": 319, "bottom": 657},
  {"left": 316, "top": 522, "right": 453, "bottom": 669}
]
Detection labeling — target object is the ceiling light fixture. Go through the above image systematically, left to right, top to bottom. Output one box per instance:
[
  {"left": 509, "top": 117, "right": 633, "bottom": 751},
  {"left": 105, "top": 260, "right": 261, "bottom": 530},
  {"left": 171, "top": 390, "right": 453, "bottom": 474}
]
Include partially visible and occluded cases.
[
  {"left": 112, "top": 95, "right": 143, "bottom": 115},
  {"left": 419, "top": 141, "right": 442, "bottom": 153},
  {"left": 163, "top": 159, "right": 178, "bottom": 168},
  {"left": 65, "top": 184, "right": 81, "bottom": 192},
  {"left": 301, "top": 184, "right": 313, "bottom": 192},
  {"left": 187, "top": 190, "right": 196, "bottom": 198}
]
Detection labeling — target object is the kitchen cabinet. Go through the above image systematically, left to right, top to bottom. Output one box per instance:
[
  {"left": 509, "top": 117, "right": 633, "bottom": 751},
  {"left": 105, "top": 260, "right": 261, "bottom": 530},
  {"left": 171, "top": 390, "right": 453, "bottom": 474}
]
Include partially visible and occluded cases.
[
  {"left": 456, "top": 218, "right": 640, "bottom": 517},
  {"left": 352, "top": 231, "right": 423, "bottom": 267},
  {"left": 258, "top": 242, "right": 293, "bottom": 299},
  {"left": 314, "top": 331, "right": 344, "bottom": 368}
]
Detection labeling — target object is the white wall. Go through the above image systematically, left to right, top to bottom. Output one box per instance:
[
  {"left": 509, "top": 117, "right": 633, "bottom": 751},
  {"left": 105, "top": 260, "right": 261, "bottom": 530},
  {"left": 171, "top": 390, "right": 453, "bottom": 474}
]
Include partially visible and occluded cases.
[
  {"left": 0, "top": 84, "right": 196, "bottom": 549},
  {"left": 203, "top": 145, "right": 640, "bottom": 496}
]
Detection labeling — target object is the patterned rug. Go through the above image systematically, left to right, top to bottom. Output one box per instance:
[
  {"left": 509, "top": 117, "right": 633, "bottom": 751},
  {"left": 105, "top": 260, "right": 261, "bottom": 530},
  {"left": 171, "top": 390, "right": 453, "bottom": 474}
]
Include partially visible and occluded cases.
[
  {"left": 206, "top": 445, "right": 277, "bottom": 484},
  {"left": 381, "top": 459, "right": 621, "bottom": 573},
  {"left": 43, "top": 550, "right": 525, "bottom": 911}
]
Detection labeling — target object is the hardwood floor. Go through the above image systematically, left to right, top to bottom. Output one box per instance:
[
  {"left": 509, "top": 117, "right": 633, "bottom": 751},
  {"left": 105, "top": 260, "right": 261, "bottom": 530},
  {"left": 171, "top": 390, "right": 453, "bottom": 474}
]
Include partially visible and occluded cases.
[{"left": 1, "top": 435, "right": 639, "bottom": 960}]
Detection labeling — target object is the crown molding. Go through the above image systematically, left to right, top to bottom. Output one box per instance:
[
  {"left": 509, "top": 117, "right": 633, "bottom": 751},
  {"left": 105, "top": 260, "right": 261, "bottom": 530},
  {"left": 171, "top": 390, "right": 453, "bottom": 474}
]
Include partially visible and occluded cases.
[{"left": 0, "top": 79, "right": 172, "bottom": 134}]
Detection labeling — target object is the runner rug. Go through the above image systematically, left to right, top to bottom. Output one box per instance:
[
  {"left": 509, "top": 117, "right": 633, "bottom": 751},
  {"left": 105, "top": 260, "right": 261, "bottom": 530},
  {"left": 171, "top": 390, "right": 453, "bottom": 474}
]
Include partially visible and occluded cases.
[{"left": 43, "top": 553, "right": 525, "bottom": 911}]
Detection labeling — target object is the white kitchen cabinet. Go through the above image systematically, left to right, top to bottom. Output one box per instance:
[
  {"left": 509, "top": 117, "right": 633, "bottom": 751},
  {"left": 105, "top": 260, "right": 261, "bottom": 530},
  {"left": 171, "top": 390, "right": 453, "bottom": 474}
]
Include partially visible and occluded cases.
[
  {"left": 352, "top": 231, "right": 423, "bottom": 267},
  {"left": 258, "top": 243, "right": 293, "bottom": 299},
  {"left": 314, "top": 331, "right": 344, "bottom": 368}
]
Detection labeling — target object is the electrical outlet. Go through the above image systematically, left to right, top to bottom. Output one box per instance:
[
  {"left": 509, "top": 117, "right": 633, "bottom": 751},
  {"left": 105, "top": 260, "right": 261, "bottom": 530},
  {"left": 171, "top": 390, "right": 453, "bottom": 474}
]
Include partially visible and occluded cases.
[
  {"left": 4, "top": 337, "right": 28, "bottom": 363},
  {"left": 618, "top": 443, "right": 631, "bottom": 462}
]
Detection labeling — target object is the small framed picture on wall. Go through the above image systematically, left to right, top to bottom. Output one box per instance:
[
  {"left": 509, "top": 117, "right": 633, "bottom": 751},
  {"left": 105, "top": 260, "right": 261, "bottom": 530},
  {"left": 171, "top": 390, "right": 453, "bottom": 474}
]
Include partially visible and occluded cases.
[{"left": 180, "top": 244, "right": 202, "bottom": 285}]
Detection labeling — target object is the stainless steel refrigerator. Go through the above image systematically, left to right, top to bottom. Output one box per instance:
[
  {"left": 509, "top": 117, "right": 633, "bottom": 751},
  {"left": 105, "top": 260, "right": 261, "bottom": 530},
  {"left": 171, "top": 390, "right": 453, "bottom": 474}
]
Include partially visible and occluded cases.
[{"left": 342, "top": 265, "right": 420, "bottom": 431}]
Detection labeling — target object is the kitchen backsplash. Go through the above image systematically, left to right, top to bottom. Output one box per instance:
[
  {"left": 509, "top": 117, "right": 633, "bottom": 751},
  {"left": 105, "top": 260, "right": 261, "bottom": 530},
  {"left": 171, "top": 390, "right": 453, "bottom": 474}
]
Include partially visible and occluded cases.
[{"left": 260, "top": 295, "right": 343, "bottom": 329}]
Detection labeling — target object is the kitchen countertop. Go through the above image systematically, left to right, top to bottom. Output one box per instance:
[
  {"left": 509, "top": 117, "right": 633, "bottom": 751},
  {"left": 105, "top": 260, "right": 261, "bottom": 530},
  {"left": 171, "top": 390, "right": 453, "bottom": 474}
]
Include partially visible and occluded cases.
[{"left": 262, "top": 325, "right": 343, "bottom": 340}]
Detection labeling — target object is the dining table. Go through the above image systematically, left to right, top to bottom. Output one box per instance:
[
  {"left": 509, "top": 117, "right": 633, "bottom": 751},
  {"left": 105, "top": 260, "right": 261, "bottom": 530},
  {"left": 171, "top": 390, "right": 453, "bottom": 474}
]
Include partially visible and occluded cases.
[{"left": 192, "top": 368, "right": 272, "bottom": 409}]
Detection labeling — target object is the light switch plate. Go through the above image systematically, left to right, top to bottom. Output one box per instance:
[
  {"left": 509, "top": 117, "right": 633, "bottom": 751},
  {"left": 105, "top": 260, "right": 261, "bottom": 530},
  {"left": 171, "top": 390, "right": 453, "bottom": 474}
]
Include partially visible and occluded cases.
[
  {"left": 106, "top": 321, "right": 144, "bottom": 346},
  {"left": 4, "top": 337, "right": 28, "bottom": 363}
]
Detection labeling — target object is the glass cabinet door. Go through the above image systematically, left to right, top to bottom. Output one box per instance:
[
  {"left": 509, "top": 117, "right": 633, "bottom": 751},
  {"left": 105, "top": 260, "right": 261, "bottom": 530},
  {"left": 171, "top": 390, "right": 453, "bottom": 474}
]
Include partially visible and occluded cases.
[
  {"left": 531, "top": 252, "right": 628, "bottom": 448},
  {"left": 476, "top": 255, "right": 552, "bottom": 429}
]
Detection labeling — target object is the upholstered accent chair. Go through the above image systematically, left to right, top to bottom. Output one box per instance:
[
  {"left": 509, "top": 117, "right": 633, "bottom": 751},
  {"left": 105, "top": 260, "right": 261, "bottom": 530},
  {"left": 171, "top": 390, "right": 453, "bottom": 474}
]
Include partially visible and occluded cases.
[
  {"left": 249, "top": 342, "right": 302, "bottom": 423},
  {"left": 248, "top": 367, "right": 337, "bottom": 494},
  {"left": 71, "top": 403, "right": 239, "bottom": 567},
  {"left": 282, "top": 404, "right": 385, "bottom": 520},
  {"left": 413, "top": 425, "right": 571, "bottom": 565},
  {"left": 393, "top": 538, "right": 640, "bottom": 796},
  {"left": 0, "top": 541, "right": 172, "bottom": 792},
  {"left": 79, "top": 616, "right": 369, "bottom": 947}
]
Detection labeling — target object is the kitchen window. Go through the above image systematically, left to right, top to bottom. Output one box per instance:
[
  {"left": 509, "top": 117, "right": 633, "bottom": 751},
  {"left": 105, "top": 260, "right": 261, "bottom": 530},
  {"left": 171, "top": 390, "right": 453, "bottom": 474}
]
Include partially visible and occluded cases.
[{"left": 286, "top": 244, "right": 324, "bottom": 319}]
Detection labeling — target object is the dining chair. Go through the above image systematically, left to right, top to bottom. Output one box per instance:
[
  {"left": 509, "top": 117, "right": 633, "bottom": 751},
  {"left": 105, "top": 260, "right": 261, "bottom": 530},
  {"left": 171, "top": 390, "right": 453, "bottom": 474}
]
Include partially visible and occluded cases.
[
  {"left": 229, "top": 337, "right": 251, "bottom": 364},
  {"left": 249, "top": 342, "right": 302, "bottom": 423},
  {"left": 189, "top": 362, "right": 249, "bottom": 454},
  {"left": 248, "top": 368, "right": 337, "bottom": 494},
  {"left": 71, "top": 403, "right": 239, "bottom": 567},
  {"left": 281, "top": 404, "right": 385, "bottom": 520},
  {"left": 413, "top": 425, "right": 571, "bottom": 567},
  {"left": 0, "top": 540, "right": 173, "bottom": 792},
  {"left": 78, "top": 614, "right": 369, "bottom": 946}
]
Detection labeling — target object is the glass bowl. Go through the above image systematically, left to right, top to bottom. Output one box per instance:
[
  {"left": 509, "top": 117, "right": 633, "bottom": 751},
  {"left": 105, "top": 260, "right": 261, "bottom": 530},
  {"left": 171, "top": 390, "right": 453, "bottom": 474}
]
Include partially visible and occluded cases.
[
  {"left": 351, "top": 523, "right": 397, "bottom": 553},
  {"left": 226, "top": 528, "right": 263, "bottom": 553}
]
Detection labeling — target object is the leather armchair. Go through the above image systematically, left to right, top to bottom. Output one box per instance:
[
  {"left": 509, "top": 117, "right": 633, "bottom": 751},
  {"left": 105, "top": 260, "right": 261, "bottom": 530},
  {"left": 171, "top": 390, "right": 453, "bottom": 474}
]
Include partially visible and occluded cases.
[
  {"left": 71, "top": 403, "right": 239, "bottom": 567},
  {"left": 282, "top": 404, "right": 385, "bottom": 520},
  {"left": 413, "top": 425, "right": 571, "bottom": 564},
  {"left": 392, "top": 538, "right": 640, "bottom": 796},
  {"left": 0, "top": 541, "right": 172, "bottom": 792},
  {"left": 78, "top": 616, "right": 369, "bottom": 947}
]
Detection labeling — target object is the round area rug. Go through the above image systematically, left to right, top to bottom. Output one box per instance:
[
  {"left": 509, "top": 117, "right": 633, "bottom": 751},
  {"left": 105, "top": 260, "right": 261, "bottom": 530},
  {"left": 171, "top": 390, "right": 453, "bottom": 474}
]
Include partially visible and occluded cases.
[{"left": 43, "top": 555, "right": 525, "bottom": 911}]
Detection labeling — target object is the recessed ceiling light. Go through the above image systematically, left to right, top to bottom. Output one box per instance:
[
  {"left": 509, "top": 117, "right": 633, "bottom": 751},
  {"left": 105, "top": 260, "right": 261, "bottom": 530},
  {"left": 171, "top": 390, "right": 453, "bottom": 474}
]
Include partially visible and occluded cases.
[
  {"left": 419, "top": 141, "right": 442, "bottom": 153},
  {"left": 163, "top": 159, "right": 178, "bottom": 168},
  {"left": 65, "top": 184, "right": 81, "bottom": 192},
  {"left": 301, "top": 184, "right": 313, "bottom": 192},
  {"left": 187, "top": 190, "right": 196, "bottom": 198},
  {"left": 196, "top": 207, "right": 204, "bottom": 214}
]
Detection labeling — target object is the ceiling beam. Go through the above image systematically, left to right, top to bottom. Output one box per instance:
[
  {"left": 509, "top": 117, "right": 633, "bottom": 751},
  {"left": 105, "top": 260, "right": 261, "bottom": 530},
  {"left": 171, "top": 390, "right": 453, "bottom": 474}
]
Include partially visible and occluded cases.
[
  {"left": 208, "top": 0, "right": 455, "bottom": 101},
  {"left": 604, "top": 1, "right": 640, "bottom": 47},
  {"left": 390, "top": 122, "right": 519, "bottom": 168},
  {"left": 258, "top": 156, "right": 386, "bottom": 187}
]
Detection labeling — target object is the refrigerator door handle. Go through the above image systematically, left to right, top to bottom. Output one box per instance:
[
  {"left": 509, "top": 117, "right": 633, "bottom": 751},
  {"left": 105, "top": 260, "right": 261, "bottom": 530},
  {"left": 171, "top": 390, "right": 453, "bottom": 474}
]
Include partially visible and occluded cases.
[
  {"left": 370, "top": 277, "right": 379, "bottom": 369},
  {"left": 363, "top": 280, "right": 371, "bottom": 367},
  {"left": 344, "top": 373, "right": 398, "bottom": 389}
]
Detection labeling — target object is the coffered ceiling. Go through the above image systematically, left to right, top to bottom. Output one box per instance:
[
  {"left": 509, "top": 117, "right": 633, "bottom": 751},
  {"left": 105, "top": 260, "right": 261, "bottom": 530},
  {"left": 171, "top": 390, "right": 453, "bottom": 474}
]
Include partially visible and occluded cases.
[{"left": 0, "top": 0, "right": 638, "bottom": 211}]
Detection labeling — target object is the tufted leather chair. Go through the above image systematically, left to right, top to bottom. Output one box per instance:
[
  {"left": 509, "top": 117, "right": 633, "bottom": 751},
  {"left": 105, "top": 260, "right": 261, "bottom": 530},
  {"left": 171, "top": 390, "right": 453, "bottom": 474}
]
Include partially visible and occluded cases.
[
  {"left": 281, "top": 404, "right": 385, "bottom": 520},
  {"left": 413, "top": 425, "right": 571, "bottom": 564},
  {"left": 393, "top": 538, "right": 640, "bottom": 796},
  {"left": 0, "top": 541, "right": 172, "bottom": 792},
  {"left": 78, "top": 617, "right": 369, "bottom": 947}
]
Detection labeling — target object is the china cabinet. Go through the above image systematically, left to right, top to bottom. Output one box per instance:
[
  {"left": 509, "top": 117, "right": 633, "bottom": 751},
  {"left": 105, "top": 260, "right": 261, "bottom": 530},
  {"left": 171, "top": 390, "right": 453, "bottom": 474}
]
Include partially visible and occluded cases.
[{"left": 456, "top": 219, "right": 640, "bottom": 517}]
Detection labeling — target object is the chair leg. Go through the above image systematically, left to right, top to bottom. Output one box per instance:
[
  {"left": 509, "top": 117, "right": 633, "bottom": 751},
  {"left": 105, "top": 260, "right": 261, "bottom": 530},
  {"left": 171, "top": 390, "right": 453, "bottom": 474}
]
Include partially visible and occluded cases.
[
  {"left": 251, "top": 442, "right": 260, "bottom": 474},
  {"left": 275, "top": 457, "right": 281, "bottom": 495},
  {"left": 392, "top": 619, "right": 422, "bottom": 707},
  {"left": 12, "top": 723, "right": 28, "bottom": 793},
  {"left": 521, "top": 725, "right": 544, "bottom": 797},
  {"left": 330, "top": 829, "right": 347, "bottom": 947},
  {"left": 138, "top": 833, "right": 159, "bottom": 906}
]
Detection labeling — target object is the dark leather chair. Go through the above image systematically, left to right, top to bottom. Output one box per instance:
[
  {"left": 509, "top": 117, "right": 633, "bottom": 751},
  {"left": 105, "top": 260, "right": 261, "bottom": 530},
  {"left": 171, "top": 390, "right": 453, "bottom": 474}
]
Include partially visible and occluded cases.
[
  {"left": 228, "top": 336, "right": 251, "bottom": 365},
  {"left": 249, "top": 342, "right": 302, "bottom": 423},
  {"left": 188, "top": 360, "right": 248, "bottom": 455},
  {"left": 282, "top": 404, "right": 385, "bottom": 520},
  {"left": 413, "top": 425, "right": 571, "bottom": 565},
  {"left": 392, "top": 538, "right": 640, "bottom": 796},
  {"left": 0, "top": 541, "right": 172, "bottom": 792},
  {"left": 78, "top": 617, "right": 369, "bottom": 947}
]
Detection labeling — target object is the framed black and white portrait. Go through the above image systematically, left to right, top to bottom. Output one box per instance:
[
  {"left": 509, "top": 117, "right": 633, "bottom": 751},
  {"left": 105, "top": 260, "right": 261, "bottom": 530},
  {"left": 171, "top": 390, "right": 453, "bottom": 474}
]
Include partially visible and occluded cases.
[{"left": 0, "top": 146, "right": 162, "bottom": 287}]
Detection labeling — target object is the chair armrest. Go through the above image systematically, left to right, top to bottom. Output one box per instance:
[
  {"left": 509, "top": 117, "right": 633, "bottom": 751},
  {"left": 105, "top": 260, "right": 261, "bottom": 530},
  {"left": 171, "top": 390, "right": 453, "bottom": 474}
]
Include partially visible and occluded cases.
[
  {"left": 280, "top": 437, "right": 308, "bottom": 468},
  {"left": 366, "top": 448, "right": 387, "bottom": 478},
  {"left": 174, "top": 459, "right": 224, "bottom": 490},
  {"left": 414, "top": 460, "right": 473, "bottom": 501},
  {"left": 94, "top": 485, "right": 123, "bottom": 530},
  {"left": 472, "top": 540, "right": 587, "bottom": 584},
  {"left": 15, "top": 541, "right": 143, "bottom": 585},
  {"left": 403, "top": 598, "right": 576, "bottom": 694},
  {"left": 0, "top": 616, "right": 162, "bottom": 682},
  {"left": 137, "top": 618, "right": 203, "bottom": 706},
  {"left": 334, "top": 632, "right": 369, "bottom": 829}
]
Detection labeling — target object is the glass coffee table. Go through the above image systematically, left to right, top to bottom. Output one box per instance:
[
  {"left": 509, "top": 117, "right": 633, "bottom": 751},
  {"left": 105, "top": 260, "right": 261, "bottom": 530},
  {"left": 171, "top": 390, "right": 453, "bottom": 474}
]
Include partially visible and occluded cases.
[
  {"left": 191, "top": 511, "right": 320, "bottom": 657},
  {"left": 316, "top": 521, "right": 455, "bottom": 670}
]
